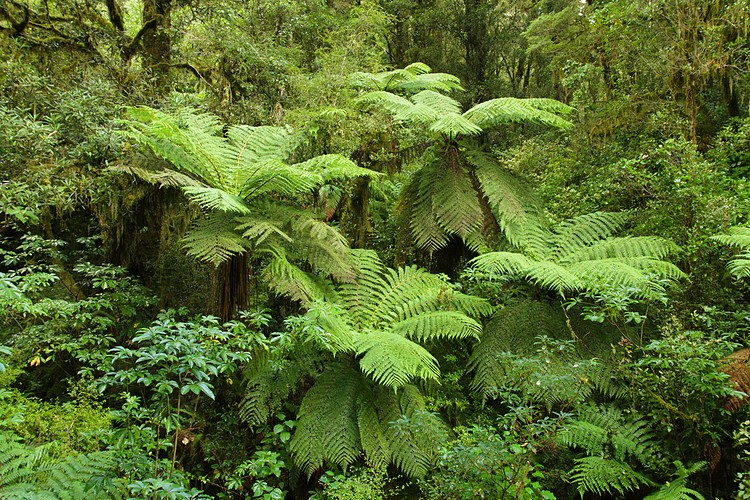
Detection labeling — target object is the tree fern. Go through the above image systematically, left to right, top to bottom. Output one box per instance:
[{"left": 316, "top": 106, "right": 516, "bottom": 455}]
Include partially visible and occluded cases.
[
  {"left": 353, "top": 64, "right": 572, "bottom": 254},
  {"left": 120, "top": 106, "right": 378, "bottom": 313},
  {"left": 246, "top": 250, "right": 488, "bottom": 476}
]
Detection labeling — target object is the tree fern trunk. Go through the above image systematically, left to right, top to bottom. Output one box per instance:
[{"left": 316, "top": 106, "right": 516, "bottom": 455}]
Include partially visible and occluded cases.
[{"left": 218, "top": 251, "right": 249, "bottom": 321}]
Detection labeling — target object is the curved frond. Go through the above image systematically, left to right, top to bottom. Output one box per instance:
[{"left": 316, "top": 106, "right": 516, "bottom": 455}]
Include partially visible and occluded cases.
[
  {"left": 355, "top": 91, "right": 414, "bottom": 116},
  {"left": 463, "top": 97, "right": 573, "bottom": 130},
  {"left": 124, "top": 106, "right": 230, "bottom": 189},
  {"left": 429, "top": 114, "right": 482, "bottom": 138},
  {"left": 293, "top": 154, "right": 379, "bottom": 182},
  {"left": 181, "top": 186, "right": 252, "bottom": 214},
  {"left": 550, "top": 211, "right": 630, "bottom": 261},
  {"left": 181, "top": 213, "right": 249, "bottom": 266},
  {"left": 712, "top": 226, "right": 750, "bottom": 278},
  {"left": 560, "top": 236, "right": 680, "bottom": 264},
  {"left": 261, "top": 249, "right": 331, "bottom": 304},
  {"left": 470, "top": 251, "right": 533, "bottom": 276},
  {"left": 468, "top": 300, "right": 568, "bottom": 399},
  {"left": 390, "top": 311, "right": 482, "bottom": 342},
  {"left": 354, "top": 331, "right": 440, "bottom": 388},
  {"left": 291, "top": 363, "right": 364, "bottom": 474},
  {"left": 570, "top": 456, "right": 651, "bottom": 497}
]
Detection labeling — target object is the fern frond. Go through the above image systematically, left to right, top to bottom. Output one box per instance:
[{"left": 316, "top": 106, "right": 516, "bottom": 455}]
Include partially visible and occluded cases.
[
  {"left": 395, "top": 72, "right": 463, "bottom": 93},
  {"left": 410, "top": 90, "right": 463, "bottom": 117},
  {"left": 355, "top": 91, "right": 414, "bottom": 116},
  {"left": 463, "top": 97, "right": 573, "bottom": 130},
  {"left": 125, "top": 106, "right": 230, "bottom": 189},
  {"left": 429, "top": 114, "right": 483, "bottom": 138},
  {"left": 227, "top": 124, "right": 293, "bottom": 166},
  {"left": 294, "top": 154, "right": 379, "bottom": 183},
  {"left": 238, "top": 158, "right": 321, "bottom": 199},
  {"left": 408, "top": 162, "right": 451, "bottom": 253},
  {"left": 429, "top": 164, "right": 484, "bottom": 240},
  {"left": 110, "top": 166, "right": 207, "bottom": 188},
  {"left": 181, "top": 186, "right": 253, "bottom": 214},
  {"left": 550, "top": 211, "right": 630, "bottom": 261},
  {"left": 181, "top": 213, "right": 249, "bottom": 266},
  {"left": 712, "top": 227, "right": 750, "bottom": 278},
  {"left": 560, "top": 236, "right": 680, "bottom": 264},
  {"left": 261, "top": 249, "right": 331, "bottom": 304},
  {"left": 470, "top": 251, "right": 533, "bottom": 276},
  {"left": 525, "top": 261, "right": 584, "bottom": 293},
  {"left": 468, "top": 300, "right": 568, "bottom": 399},
  {"left": 390, "top": 311, "right": 482, "bottom": 342},
  {"left": 354, "top": 331, "right": 440, "bottom": 388},
  {"left": 240, "top": 349, "right": 322, "bottom": 426},
  {"left": 291, "top": 363, "right": 364, "bottom": 474},
  {"left": 379, "top": 386, "right": 447, "bottom": 478},
  {"left": 356, "top": 392, "right": 391, "bottom": 470},
  {"left": 560, "top": 405, "right": 658, "bottom": 466},
  {"left": 570, "top": 456, "right": 652, "bottom": 496},
  {"left": 644, "top": 461, "right": 706, "bottom": 500}
]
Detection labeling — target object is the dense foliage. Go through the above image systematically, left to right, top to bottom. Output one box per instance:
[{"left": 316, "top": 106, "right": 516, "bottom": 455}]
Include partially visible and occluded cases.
[{"left": 2, "top": 0, "right": 750, "bottom": 498}]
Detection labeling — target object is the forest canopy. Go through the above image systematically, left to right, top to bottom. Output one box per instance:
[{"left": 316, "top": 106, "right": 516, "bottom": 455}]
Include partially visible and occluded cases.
[{"left": 2, "top": 0, "right": 750, "bottom": 498}]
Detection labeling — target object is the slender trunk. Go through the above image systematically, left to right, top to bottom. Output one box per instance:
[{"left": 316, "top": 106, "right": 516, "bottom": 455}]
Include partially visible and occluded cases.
[{"left": 218, "top": 251, "right": 249, "bottom": 321}]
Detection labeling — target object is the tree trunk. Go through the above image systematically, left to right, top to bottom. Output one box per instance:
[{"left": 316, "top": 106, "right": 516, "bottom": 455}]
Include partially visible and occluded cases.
[{"left": 141, "top": 0, "right": 172, "bottom": 90}]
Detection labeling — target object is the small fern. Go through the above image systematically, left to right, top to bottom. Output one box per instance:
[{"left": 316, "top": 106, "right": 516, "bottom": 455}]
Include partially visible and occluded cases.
[
  {"left": 712, "top": 226, "right": 750, "bottom": 278},
  {"left": 569, "top": 456, "right": 652, "bottom": 497}
]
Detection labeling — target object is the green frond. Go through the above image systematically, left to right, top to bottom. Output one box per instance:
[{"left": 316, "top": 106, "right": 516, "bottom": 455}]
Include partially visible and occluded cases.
[
  {"left": 349, "top": 63, "right": 431, "bottom": 91},
  {"left": 394, "top": 72, "right": 463, "bottom": 93},
  {"left": 410, "top": 90, "right": 463, "bottom": 116},
  {"left": 355, "top": 91, "right": 414, "bottom": 116},
  {"left": 463, "top": 97, "right": 573, "bottom": 130},
  {"left": 521, "top": 98, "right": 575, "bottom": 116},
  {"left": 125, "top": 106, "right": 231, "bottom": 189},
  {"left": 429, "top": 114, "right": 482, "bottom": 138},
  {"left": 227, "top": 124, "right": 293, "bottom": 167},
  {"left": 293, "top": 154, "right": 379, "bottom": 182},
  {"left": 238, "top": 158, "right": 321, "bottom": 199},
  {"left": 407, "top": 164, "right": 452, "bottom": 253},
  {"left": 430, "top": 164, "right": 483, "bottom": 240},
  {"left": 110, "top": 166, "right": 207, "bottom": 188},
  {"left": 181, "top": 186, "right": 253, "bottom": 214},
  {"left": 550, "top": 211, "right": 630, "bottom": 261},
  {"left": 181, "top": 213, "right": 249, "bottom": 266},
  {"left": 235, "top": 216, "right": 293, "bottom": 246},
  {"left": 289, "top": 216, "right": 355, "bottom": 282},
  {"left": 712, "top": 226, "right": 750, "bottom": 278},
  {"left": 560, "top": 236, "right": 681, "bottom": 264},
  {"left": 261, "top": 249, "right": 331, "bottom": 304},
  {"left": 338, "top": 250, "right": 389, "bottom": 328},
  {"left": 470, "top": 251, "right": 533, "bottom": 276},
  {"left": 728, "top": 255, "right": 750, "bottom": 278},
  {"left": 567, "top": 258, "right": 684, "bottom": 294},
  {"left": 525, "top": 261, "right": 584, "bottom": 292},
  {"left": 368, "top": 265, "right": 448, "bottom": 325},
  {"left": 468, "top": 300, "right": 569, "bottom": 399},
  {"left": 305, "top": 301, "right": 357, "bottom": 354},
  {"left": 390, "top": 311, "right": 482, "bottom": 342},
  {"left": 354, "top": 331, "right": 440, "bottom": 388},
  {"left": 240, "top": 350, "right": 321, "bottom": 426},
  {"left": 291, "top": 363, "right": 364, "bottom": 475},
  {"left": 378, "top": 386, "right": 448, "bottom": 478},
  {"left": 356, "top": 395, "right": 391, "bottom": 470},
  {"left": 560, "top": 405, "right": 658, "bottom": 466},
  {"left": 570, "top": 456, "right": 652, "bottom": 497},
  {"left": 645, "top": 461, "right": 705, "bottom": 500}
]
